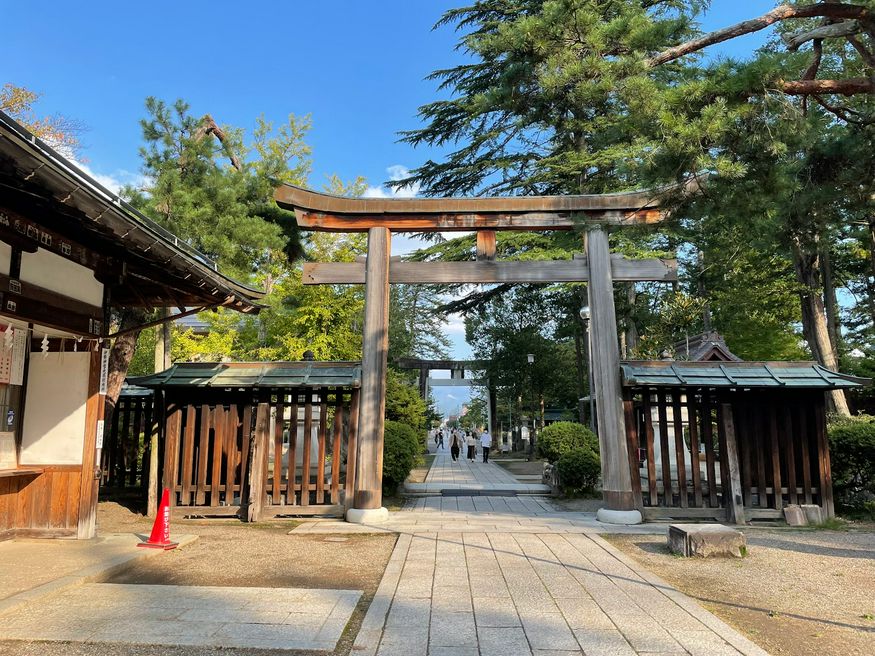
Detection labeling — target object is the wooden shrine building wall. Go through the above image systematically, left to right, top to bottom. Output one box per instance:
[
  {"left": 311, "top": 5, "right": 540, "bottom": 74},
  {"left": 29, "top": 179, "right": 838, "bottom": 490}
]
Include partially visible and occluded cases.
[{"left": 623, "top": 387, "right": 834, "bottom": 522}]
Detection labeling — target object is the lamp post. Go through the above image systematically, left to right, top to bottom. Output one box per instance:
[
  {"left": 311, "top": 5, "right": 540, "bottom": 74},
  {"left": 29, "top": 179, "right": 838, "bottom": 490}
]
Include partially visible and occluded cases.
[
  {"left": 579, "top": 306, "right": 596, "bottom": 435},
  {"left": 527, "top": 353, "right": 535, "bottom": 459}
]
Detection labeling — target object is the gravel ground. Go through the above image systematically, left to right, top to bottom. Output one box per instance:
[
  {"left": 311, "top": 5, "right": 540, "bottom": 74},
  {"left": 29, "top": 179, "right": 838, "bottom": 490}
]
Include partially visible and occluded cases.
[
  {"left": 1, "top": 502, "right": 397, "bottom": 656},
  {"left": 607, "top": 525, "right": 875, "bottom": 656}
]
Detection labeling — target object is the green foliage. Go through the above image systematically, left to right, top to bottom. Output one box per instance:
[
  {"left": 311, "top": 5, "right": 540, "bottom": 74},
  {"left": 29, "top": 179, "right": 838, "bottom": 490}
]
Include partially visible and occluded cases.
[
  {"left": 388, "top": 285, "right": 452, "bottom": 361},
  {"left": 385, "top": 369, "right": 428, "bottom": 432},
  {"left": 828, "top": 415, "right": 875, "bottom": 511},
  {"left": 382, "top": 420, "right": 422, "bottom": 494},
  {"left": 538, "top": 421, "right": 598, "bottom": 463},
  {"left": 557, "top": 447, "right": 601, "bottom": 495}
]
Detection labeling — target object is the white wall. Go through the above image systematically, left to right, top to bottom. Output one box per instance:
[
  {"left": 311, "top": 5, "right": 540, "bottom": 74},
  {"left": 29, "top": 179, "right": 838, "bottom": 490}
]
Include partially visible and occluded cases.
[
  {"left": 0, "top": 242, "right": 11, "bottom": 276},
  {"left": 20, "top": 248, "right": 103, "bottom": 307},
  {"left": 20, "top": 352, "right": 90, "bottom": 465}
]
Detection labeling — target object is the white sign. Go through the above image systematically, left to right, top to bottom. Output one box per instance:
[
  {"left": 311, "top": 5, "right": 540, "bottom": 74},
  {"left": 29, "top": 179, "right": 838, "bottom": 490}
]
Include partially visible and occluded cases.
[
  {"left": 10, "top": 329, "right": 27, "bottom": 386},
  {"left": 98, "top": 348, "right": 110, "bottom": 396},
  {"left": 95, "top": 419, "right": 104, "bottom": 449}
]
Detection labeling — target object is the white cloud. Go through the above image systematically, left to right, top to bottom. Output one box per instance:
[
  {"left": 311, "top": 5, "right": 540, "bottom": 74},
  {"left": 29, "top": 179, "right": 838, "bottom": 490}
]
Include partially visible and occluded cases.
[
  {"left": 72, "top": 160, "right": 147, "bottom": 196},
  {"left": 364, "top": 164, "right": 420, "bottom": 199},
  {"left": 445, "top": 313, "right": 467, "bottom": 334},
  {"left": 446, "top": 394, "right": 457, "bottom": 400}
]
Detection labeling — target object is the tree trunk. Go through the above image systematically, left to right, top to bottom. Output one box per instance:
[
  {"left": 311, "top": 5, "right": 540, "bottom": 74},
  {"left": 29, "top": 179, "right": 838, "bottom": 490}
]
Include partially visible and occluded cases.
[
  {"left": 791, "top": 236, "right": 850, "bottom": 416},
  {"left": 819, "top": 244, "right": 841, "bottom": 362},
  {"left": 697, "top": 249, "right": 712, "bottom": 331},
  {"left": 625, "top": 283, "right": 639, "bottom": 355},
  {"left": 105, "top": 308, "right": 148, "bottom": 429},
  {"left": 153, "top": 308, "right": 171, "bottom": 373},
  {"left": 573, "top": 322, "right": 586, "bottom": 425}
]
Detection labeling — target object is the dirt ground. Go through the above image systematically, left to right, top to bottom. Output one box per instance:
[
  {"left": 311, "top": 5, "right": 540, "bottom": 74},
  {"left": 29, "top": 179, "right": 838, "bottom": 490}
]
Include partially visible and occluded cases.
[
  {"left": 406, "top": 454, "right": 436, "bottom": 483},
  {"left": 1, "top": 502, "right": 396, "bottom": 656},
  {"left": 607, "top": 525, "right": 875, "bottom": 656}
]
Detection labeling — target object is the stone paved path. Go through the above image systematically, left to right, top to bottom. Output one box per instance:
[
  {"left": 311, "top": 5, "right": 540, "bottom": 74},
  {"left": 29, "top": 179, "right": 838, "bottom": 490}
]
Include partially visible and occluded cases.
[
  {"left": 406, "top": 450, "right": 551, "bottom": 494},
  {"left": 346, "top": 451, "right": 769, "bottom": 656},
  {"left": 0, "top": 583, "right": 360, "bottom": 651}
]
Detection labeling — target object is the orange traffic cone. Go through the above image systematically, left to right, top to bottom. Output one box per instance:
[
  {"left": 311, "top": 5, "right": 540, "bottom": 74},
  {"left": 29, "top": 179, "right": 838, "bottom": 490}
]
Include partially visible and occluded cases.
[{"left": 137, "top": 488, "right": 178, "bottom": 550}]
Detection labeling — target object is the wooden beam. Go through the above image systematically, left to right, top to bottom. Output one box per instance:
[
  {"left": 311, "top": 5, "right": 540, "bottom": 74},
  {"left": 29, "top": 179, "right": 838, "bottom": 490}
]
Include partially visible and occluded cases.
[
  {"left": 276, "top": 182, "right": 666, "bottom": 215},
  {"left": 293, "top": 208, "right": 662, "bottom": 232},
  {"left": 354, "top": 227, "right": 390, "bottom": 511},
  {"left": 588, "top": 227, "right": 635, "bottom": 512},
  {"left": 476, "top": 231, "right": 496, "bottom": 261},
  {"left": 303, "top": 256, "right": 677, "bottom": 285}
]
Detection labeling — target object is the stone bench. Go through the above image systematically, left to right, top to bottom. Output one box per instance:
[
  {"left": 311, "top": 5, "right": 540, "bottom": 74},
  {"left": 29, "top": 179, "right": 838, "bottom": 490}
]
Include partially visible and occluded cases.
[{"left": 668, "top": 524, "right": 747, "bottom": 558}]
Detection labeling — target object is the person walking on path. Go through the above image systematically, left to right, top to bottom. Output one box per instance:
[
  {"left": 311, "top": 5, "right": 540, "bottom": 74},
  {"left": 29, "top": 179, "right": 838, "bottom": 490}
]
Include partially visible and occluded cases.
[
  {"left": 479, "top": 428, "right": 492, "bottom": 463},
  {"left": 437, "top": 429, "right": 445, "bottom": 450},
  {"left": 466, "top": 431, "right": 477, "bottom": 462},
  {"left": 450, "top": 433, "right": 460, "bottom": 461}
]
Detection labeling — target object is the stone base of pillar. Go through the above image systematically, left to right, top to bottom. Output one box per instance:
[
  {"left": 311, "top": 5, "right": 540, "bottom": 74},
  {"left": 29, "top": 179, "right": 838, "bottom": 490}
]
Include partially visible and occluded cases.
[
  {"left": 346, "top": 507, "right": 390, "bottom": 524},
  {"left": 596, "top": 508, "right": 643, "bottom": 525}
]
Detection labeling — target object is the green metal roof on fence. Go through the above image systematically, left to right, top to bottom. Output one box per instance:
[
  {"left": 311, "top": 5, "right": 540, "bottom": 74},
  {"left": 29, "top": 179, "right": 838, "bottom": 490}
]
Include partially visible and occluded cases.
[
  {"left": 127, "top": 361, "right": 362, "bottom": 389},
  {"left": 620, "top": 361, "right": 870, "bottom": 389}
]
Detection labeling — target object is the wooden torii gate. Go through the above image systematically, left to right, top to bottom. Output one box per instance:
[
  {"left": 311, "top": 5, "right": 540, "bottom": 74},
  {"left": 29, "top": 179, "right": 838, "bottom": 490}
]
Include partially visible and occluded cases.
[{"left": 275, "top": 184, "right": 678, "bottom": 523}]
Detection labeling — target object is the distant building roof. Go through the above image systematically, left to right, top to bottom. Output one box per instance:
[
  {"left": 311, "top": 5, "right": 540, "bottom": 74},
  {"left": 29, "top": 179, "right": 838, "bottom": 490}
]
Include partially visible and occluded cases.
[
  {"left": 673, "top": 331, "right": 741, "bottom": 362},
  {"left": 128, "top": 361, "right": 361, "bottom": 389},
  {"left": 620, "top": 361, "right": 870, "bottom": 389}
]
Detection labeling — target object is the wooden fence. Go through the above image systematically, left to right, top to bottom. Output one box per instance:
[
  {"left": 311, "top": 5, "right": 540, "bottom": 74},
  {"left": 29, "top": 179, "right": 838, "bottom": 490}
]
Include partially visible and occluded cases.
[
  {"left": 106, "top": 386, "right": 360, "bottom": 519},
  {"left": 161, "top": 387, "right": 360, "bottom": 518},
  {"left": 624, "top": 388, "right": 833, "bottom": 522},
  {"left": 100, "top": 394, "right": 152, "bottom": 489}
]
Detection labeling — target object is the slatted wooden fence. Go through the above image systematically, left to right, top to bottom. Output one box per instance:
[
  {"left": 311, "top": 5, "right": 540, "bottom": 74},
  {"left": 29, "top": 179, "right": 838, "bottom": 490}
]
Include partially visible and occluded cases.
[
  {"left": 159, "top": 387, "right": 360, "bottom": 518},
  {"left": 624, "top": 388, "right": 833, "bottom": 522},
  {"left": 101, "top": 394, "right": 153, "bottom": 488}
]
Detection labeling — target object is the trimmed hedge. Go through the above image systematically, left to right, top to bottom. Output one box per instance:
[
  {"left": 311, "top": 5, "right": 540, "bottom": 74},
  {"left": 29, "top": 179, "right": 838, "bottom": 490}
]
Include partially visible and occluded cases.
[
  {"left": 828, "top": 415, "right": 875, "bottom": 511},
  {"left": 382, "top": 420, "right": 422, "bottom": 495},
  {"left": 537, "top": 421, "right": 599, "bottom": 463},
  {"left": 557, "top": 447, "right": 601, "bottom": 495}
]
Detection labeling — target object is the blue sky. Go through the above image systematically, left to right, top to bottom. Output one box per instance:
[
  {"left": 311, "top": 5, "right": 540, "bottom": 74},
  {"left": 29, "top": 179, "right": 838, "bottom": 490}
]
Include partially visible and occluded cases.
[{"left": 2, "top": 0, "right": 778, "bottom": 416}]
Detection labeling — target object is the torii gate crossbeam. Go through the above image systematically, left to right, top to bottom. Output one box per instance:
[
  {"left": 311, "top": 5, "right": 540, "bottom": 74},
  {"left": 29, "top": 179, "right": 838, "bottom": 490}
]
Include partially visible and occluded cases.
[{"left": 275, "top": 182, "right": 688, "bottom": 524}]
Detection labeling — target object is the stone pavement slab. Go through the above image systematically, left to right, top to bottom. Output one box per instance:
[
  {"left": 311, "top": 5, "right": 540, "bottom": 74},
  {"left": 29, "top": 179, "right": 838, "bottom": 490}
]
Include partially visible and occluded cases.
[
  {"left": 354, "top": 531, "right": 770, "bottom": 656},
  {"left": 0, "top": 533, "right": 198, "bottom": 616},
  {"left": 0, "top": 582, "right": 361, "bottom": 651}
]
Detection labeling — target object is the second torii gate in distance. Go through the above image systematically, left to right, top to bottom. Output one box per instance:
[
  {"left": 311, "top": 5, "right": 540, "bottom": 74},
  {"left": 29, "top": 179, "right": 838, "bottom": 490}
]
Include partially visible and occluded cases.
[
  {"left": 275, "top": 183, "right": 679, "bottom": 524},
  {"left": 394, "top": 357, "right": 496, "bottom": 436}
]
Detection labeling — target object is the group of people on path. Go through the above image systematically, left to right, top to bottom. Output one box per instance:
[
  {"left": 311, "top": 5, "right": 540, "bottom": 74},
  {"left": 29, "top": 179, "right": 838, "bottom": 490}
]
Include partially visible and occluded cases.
[{"left": 432, "top": 427, "right": 492, "bottom": 463}]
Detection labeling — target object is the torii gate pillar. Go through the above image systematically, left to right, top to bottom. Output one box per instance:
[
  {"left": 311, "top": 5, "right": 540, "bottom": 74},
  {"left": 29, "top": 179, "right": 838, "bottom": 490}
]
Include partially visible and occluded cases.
[
  {"left": 587, "top": 226, "right": 640, "bottom": 524},
  {"left": 347, "top": 227, "right": 391, "bottom": 524}
]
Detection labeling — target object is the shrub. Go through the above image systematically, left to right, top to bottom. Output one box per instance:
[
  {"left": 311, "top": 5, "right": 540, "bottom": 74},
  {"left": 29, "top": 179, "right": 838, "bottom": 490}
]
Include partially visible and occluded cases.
[
  {"left": 828, "top": 415, "right": 875, "bottom": 511},
  {"left": 382, "top": 420, "right": 422, "bottom": 495},
  {"left": 537, "top": 421, "right": 598, "bottom": 463},
  {"left": 557, "top": 447, "right": 601, "bottom": 495}
]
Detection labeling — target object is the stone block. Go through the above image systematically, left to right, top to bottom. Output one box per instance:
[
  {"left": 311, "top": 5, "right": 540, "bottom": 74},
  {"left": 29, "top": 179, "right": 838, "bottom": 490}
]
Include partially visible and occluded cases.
[
  {"left": 783, "top": 504, "right": 807, "bottom": 526},
  {"left": 801, "top": 504, "right": 823, "bottom": 525},
  {"left": 668, "top": 524, "right": 746, "bottom": 558}
]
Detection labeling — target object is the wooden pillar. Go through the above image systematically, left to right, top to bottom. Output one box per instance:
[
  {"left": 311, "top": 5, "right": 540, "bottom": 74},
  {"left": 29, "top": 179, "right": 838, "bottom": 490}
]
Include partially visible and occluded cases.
[
  {"left": 586, "top": 226, "right": 635, "bottom": 511},
  {"left": 354, "top": 227, "right": 391, "bottom": 510},
  {"left": 77, "top": 348, "right": 106, "bottom": 539},
  {"left": 419, "top": 366, "right": 428, "bottom": 400},
  {"left": 488, "top": 384, "right": 498, "bottom": 436},
  {"left": 146, "top": 391, "right": 163, "bottom": 517},
  {"left": 247, "top": 402, "right": 270, "bottom": 522},
  {"left": 720, "top": 402, "right": 746, "bottom": 525}
]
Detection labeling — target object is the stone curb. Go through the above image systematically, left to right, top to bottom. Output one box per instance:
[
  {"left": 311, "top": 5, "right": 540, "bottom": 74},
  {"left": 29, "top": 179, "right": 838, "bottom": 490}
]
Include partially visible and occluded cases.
[
  {"left": 0, "top": 533, "right": 199, "bottom": 618},
  {"left": 351, "top": 533, "right": 412, "bottom": 655},
  {"left": 587, "top": 533, "right": 771, "bottom": 656}
]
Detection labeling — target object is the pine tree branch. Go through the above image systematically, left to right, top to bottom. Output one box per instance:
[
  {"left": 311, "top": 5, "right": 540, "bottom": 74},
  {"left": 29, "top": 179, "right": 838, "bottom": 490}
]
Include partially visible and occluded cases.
[
  {"left": 647, "top": 3, "right": 872, "bottom": 67},
  {"left": 783, "top": 19, "right": 864, "bottom": 51},
  {"left": 846, "top": 34, "right": 875, "bottom": 68},
  {"left": 779, "top": 77, "right": 874, "bottom": 95},
  {"left": 196, "top": 114, "right": 242, "bottom": 171}
]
